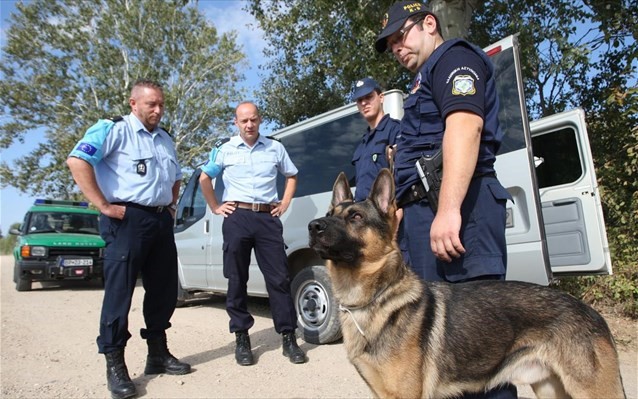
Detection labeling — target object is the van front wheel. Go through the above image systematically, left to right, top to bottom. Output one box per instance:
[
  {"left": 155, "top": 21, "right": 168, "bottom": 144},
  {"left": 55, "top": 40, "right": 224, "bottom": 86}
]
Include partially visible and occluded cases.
[{"left": 291, "top": 265, "right": 342, "bottom": 345}]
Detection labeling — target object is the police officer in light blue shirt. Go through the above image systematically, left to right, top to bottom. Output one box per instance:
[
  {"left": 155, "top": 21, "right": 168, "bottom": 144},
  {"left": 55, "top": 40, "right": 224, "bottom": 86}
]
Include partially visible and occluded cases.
[
  {"left": 67, "top": 79, "right": 190, "bottom": 399},
  {"left": 199, "top": 101, "right": 306, "bottom": 367}
]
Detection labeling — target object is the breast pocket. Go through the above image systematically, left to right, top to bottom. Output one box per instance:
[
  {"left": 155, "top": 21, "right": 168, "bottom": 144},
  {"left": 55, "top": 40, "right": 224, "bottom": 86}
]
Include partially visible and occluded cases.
[
  {"left": 401, "top": 95, "right": 420, "bottom": 135},
  {"left": 401, "top": 95, "right": 445, "bottom": 138},
  {"left": 418, "top": 101, "right": 444, "bottom": 134},
  {"left": 370, "top": 142, "right": 389, "bottom": 168},
  {"left": 133, "top": 150, "right": 154, "bottom": 175},
  {"left": 253, "top": 153, "right": 278, "bottom": 175}
]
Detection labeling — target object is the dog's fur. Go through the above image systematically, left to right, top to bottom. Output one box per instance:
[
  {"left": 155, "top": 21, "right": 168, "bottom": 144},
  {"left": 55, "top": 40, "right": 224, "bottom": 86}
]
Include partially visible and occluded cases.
[{"left": 308, "top": 169, "right": 625, "bottom": 399}]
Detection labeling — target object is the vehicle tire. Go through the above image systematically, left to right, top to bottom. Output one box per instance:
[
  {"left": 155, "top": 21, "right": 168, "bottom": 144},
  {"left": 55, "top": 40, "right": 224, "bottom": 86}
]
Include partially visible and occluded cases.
[
  {"left": 14, "top": 263, "right": 32, "bottom": 291},
  {"left": 291, "top": 265, "right": 342, "bottom": 345},
  {"left": 16, "top": 276, "right": 32, "bottom": 292},
  {"left": 176, "top": 279, "right": 192, "bottom": 308}
]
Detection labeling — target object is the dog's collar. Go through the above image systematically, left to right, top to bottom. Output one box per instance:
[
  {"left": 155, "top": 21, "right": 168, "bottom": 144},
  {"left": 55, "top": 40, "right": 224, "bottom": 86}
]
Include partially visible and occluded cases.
[{"left": 338, "top": 283, "right": 392, "bottom": 337}]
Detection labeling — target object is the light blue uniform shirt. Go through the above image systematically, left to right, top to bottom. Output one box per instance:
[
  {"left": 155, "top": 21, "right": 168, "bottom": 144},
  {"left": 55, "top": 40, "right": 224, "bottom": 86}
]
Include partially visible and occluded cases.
[
  {"left": 69, "top": 113, "right": 182, "bottom": 207},
  {"left": 201, "top": 134, "right": 298, "bottom": 203}
]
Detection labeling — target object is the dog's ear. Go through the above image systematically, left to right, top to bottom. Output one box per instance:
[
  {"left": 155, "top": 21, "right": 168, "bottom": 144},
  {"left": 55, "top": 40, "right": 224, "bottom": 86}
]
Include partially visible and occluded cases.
[
  {"left": 369, "top": 169, "right": 395, "bottom": 214},
  {"left": 331, "top": 172, "right": 353, "bottom": 208}
]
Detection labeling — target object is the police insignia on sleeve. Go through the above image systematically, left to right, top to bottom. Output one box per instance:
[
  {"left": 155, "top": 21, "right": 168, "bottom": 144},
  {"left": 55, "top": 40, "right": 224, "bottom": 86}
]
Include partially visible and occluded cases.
[
  {"left": 452, "top": 75, "right": 476, "bottom": 96},
  {"left": 78, "top": 143, "right": 97, "bottom": 155}
]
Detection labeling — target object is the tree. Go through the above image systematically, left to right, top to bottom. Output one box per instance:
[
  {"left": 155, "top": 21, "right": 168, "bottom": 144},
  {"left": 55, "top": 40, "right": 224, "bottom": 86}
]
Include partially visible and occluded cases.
[
  {"left": 0, "top": 0, "right": 246, "bottom": 200},
  {"left": 246, "top": 0, "right": 486, "bottom": 128},
  {"left": 246, "top": 0, "right": 405, "bottom": 128},
  {"left": 0, "top": 223, "right": 20, "bottom": 255}
]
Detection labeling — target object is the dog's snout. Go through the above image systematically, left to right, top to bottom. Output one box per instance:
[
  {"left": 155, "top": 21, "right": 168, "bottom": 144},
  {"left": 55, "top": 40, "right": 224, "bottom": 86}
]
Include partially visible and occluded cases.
[{"left": 308, "top": 219, "right": 326, "bottom": 234}]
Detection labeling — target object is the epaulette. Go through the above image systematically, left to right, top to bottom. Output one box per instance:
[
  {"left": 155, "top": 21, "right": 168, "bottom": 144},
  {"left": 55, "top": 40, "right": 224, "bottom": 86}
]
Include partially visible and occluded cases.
[
  {"left": 105, "top": 116, "right": 124, "bottom": 122},
  {"left": 159, "top": 125, "right": 173, "bottom": 138},
  {"left": 266, "top": 135, "right": 281, "bottom": 142},
  {"left": 215, "top": 137, "right": 231, "bottom": 148}
]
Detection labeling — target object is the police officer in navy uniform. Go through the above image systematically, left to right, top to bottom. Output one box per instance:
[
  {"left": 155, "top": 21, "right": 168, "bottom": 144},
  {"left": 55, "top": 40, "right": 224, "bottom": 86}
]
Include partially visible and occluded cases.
[
  {"left": 375, "top": 2, "right": 516, "bottom": 399},
  {"left": 351, "top": 77, "right": 409, "bottom": 263},
  {"left": 351, "top": 77, "right": 401, "bottom": 202},
  {"left": 67, "top": 79, "right": 190, "bottom": 399},
  {"left": 199, "top": 101, "right": 306, "bottom": 366}
]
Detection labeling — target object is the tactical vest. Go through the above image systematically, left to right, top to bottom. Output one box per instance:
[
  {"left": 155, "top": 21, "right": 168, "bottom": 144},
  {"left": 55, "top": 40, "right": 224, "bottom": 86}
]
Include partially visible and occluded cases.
[{"left": 395, "top": 38, "right": 502, "bottom": 200}]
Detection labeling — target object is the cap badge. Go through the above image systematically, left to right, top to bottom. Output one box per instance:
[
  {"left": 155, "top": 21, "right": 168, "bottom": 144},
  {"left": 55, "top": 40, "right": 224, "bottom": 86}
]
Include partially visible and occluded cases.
[
  {"left": 381, "top": 12, "right": 389, "bottom": 29},
  {"left": 356, "top": 80, "right": 364, "bottom": 87}
]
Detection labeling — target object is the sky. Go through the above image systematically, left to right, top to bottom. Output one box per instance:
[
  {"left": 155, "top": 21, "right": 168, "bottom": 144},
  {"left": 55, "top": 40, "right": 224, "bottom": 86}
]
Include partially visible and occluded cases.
[{"left": 0, "top": 0, "right": 268, "bottom": 232}]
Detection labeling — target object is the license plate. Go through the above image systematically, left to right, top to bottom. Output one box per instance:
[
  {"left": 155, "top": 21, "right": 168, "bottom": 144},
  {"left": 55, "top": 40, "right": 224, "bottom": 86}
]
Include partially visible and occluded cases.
[{"left": 62, "top": 258, "right": 93, "bottom": 266}]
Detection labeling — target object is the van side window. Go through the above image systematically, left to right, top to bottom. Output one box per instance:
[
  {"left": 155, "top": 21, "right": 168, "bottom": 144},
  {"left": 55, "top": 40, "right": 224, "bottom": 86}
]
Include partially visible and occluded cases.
[
  {"left": 490, "top": 47, "right": 527, "bottom": 156},
  {"left": 278, "top": 113, "right": 367, "bottom": 197},
  {"left": 533, "top": 127, "right": 583, "bottom": 188},
  {"left": 175, "top": 170, "right": 207, "bottom": 230}
]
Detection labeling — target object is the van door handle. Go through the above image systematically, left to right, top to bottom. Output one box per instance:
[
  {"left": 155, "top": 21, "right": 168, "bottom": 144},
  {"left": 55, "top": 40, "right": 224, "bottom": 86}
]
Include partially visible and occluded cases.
[
  {"left": 552, "top": 199, "right": 577, "bottom": 206},
  {"left": 205, "top": 219, "right": 209, "bottom": 234}
]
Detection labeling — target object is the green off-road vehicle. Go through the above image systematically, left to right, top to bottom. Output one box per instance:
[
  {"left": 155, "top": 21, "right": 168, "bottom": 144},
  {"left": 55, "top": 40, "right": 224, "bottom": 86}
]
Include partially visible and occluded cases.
[{"left": 10, "top": 199, "right": 105, "bottom": 291}]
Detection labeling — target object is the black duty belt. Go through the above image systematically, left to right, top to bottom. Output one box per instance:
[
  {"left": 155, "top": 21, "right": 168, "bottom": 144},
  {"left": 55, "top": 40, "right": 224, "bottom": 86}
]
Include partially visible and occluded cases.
[
  {"left": 396, "top": 172, "right": 497, "bottom": 208},
  {"left": 397, "top": 183, "right": 427, "bottom": 208},
  {"left": 233, "top": 201, "right": 275, "bottom": 213},
  {"left": 114, "top": 202, "right": 168, "bottom": 213}
]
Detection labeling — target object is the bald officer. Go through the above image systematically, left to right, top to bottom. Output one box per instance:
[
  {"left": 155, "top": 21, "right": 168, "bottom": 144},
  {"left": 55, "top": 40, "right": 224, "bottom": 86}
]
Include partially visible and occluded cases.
[
  {"left": 67, "top": 79, "right": 190, "bottom": 399},
  {"left": 199, "top": 101, "right": 306, "bottom": 366}
]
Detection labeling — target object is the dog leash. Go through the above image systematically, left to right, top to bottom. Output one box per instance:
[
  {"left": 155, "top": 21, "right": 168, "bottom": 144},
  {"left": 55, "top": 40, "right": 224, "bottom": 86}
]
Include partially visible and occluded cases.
[
  {"left": 338, "top": 283, "right": 392, "bottom": 337},
  {"left": 338, "top": 305, "right": 366, "bottom": 336}
]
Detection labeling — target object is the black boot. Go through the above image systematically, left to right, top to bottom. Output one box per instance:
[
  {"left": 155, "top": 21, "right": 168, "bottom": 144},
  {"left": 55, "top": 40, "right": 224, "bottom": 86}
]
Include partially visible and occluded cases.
[
  {"left": 235, "top": 331, "right": 254, "bottom": 366},
  {"left": 282, "top": 331, "right": 307, "bottom": 364},
  {"left": 144, "top": 337, "right": 191, "bottom": 375},
  {"left": 105, "top": 349, "right": 137, "bottom": 399}
]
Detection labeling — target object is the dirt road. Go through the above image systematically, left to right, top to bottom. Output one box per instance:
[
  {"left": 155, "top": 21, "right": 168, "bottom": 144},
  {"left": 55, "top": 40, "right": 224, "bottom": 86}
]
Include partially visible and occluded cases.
[{"left": 1, "top": 255, "right": 636, "bottom": 398}]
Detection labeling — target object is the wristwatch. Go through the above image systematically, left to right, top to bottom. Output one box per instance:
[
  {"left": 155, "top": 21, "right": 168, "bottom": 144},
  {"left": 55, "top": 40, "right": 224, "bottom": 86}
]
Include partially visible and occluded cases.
[{"left": 169, "top": 203, "right": 178, "bottom": 211}]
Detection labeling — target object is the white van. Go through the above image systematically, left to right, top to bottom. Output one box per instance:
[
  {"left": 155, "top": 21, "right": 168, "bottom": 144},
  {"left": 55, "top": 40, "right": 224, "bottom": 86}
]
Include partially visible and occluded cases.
[{"left": 173, "top": 35, "right": 611, "bottom": 345}]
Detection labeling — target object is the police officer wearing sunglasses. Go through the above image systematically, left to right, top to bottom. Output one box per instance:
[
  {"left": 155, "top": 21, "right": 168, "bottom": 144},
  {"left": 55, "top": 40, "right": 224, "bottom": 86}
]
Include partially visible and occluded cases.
[{"left": 376, "top": 3, "right": 516, "bottom": 398}]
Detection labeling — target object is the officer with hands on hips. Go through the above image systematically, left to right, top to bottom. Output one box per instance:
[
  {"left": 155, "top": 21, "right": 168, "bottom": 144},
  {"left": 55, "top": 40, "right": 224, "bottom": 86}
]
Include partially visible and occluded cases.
[
  {"left": 375, "top": 2, "right": 516, "bottom": 398},
  {"left": 67, "top": 79, "right": 190, "bottom": 399},
  {"left": 198, "top": 101, "right": 307, "bottom": 366}
]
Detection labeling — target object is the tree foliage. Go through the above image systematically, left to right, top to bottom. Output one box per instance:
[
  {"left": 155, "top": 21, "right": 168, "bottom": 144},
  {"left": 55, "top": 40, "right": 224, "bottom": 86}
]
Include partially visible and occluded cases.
[
  {"left": 0, "top": 0, "right": 246, "bottom": 199},
  {"left": 245, "top": 0, "right": 486, "bottom": 128},
  {"left": 245, "top": 0, "right": 405, "bottom": 128}
]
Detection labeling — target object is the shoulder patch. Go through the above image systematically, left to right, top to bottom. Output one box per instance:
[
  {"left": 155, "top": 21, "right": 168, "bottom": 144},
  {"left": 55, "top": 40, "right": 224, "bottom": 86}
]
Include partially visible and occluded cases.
[
  {"left": 451, "top": 75, "right": 476, "bottom": 96},
  {"left": 159, "top": 125, "right": 173, "bottom": 138},
  {"left": 266, "top": 135, "right": 281, "bottom": 142},
  {"left": 215, "top": 137, "right": 231, "bottom": 148}
]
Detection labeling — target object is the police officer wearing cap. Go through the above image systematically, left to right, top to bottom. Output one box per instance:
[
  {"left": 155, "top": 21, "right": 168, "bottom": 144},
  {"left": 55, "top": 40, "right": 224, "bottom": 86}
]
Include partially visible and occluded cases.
[
  {"left": 375, "top": 3, "right": 516, "bottom": 398},
  {"left": 351, "top": 77, "right": 401, "bottom": 202},
  {"left": 351, "top": 77, "right": 410, "bottom": 263},
  {"left": 67, "top": 79, "right": 190, "bottom": 399},
  {"left": 199, "top": 101, "right": 306, "bottom": 366}
]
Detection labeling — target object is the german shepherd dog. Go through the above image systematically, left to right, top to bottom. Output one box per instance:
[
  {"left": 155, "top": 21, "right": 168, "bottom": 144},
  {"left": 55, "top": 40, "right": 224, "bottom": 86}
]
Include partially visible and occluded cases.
[{"left": 308, "top": 169, "right": 625, "bottom": 399}]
